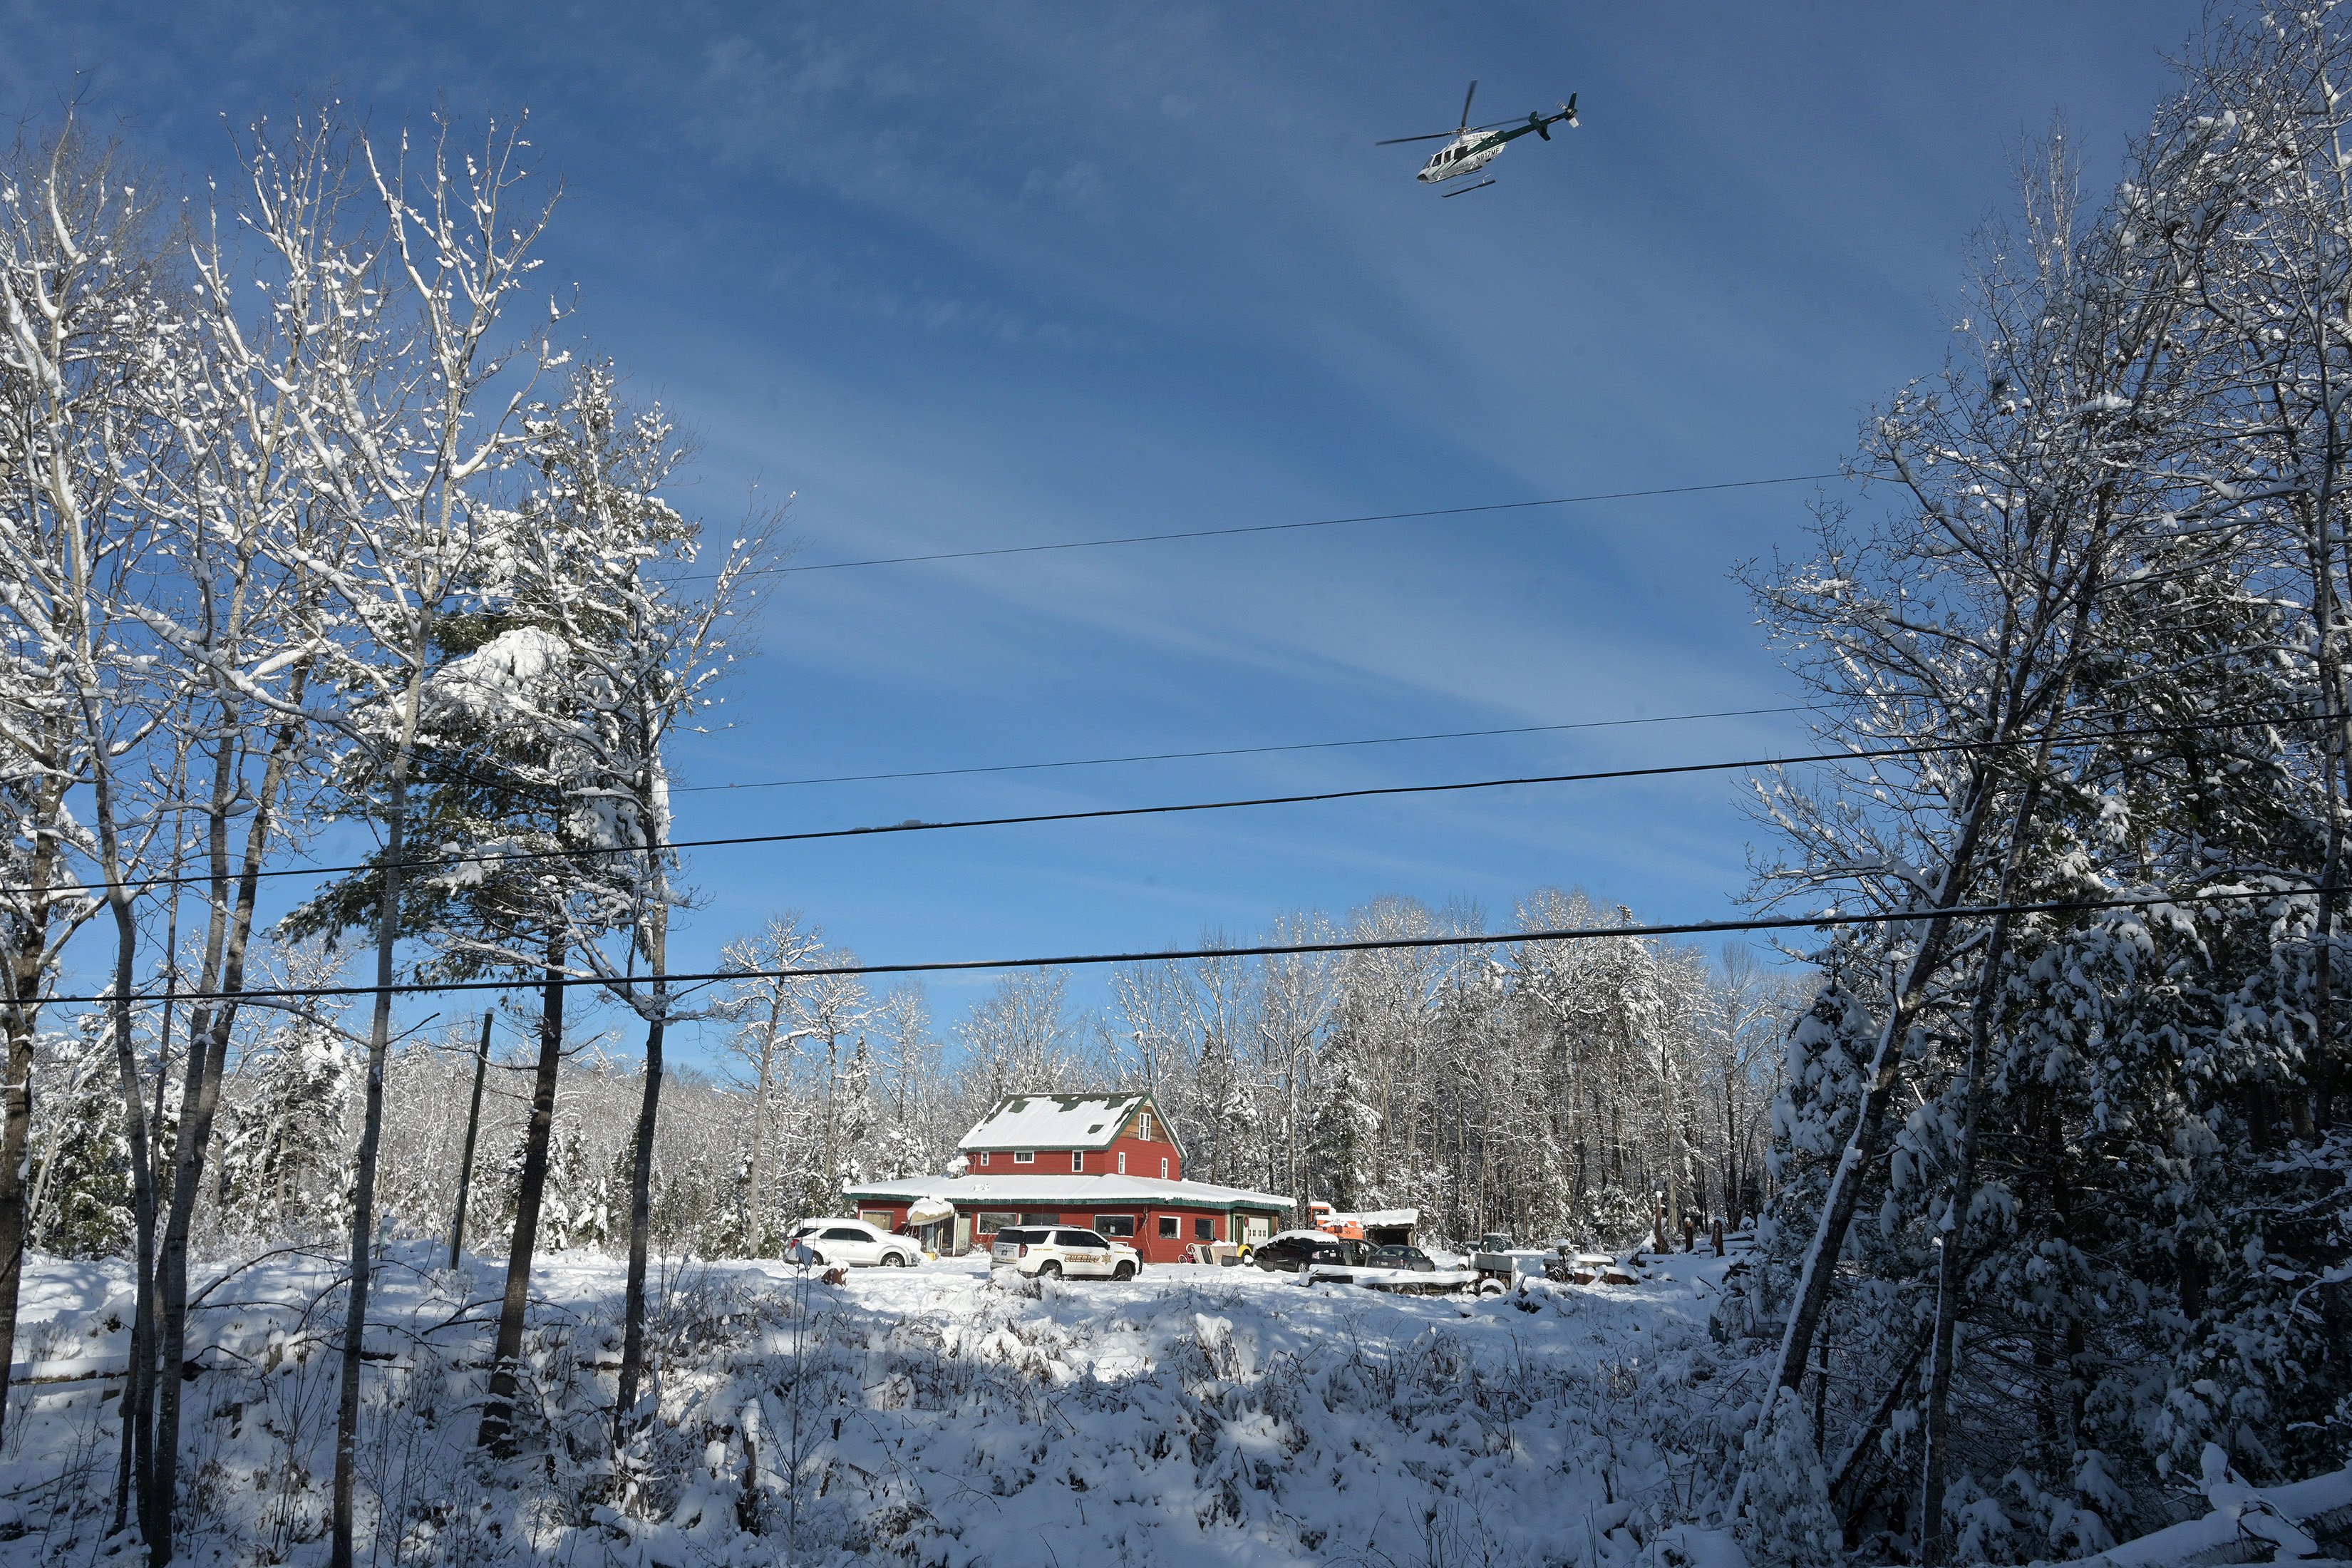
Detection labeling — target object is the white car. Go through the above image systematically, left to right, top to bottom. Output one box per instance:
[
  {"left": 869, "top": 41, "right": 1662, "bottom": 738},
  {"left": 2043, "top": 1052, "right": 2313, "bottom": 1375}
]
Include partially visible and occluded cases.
[
  {"left": 786, "top": 1217, "right": 921, "bottom": 1268},
  {"left": 989, "top": 1226, "right": 1141, "bottom": 1281}
]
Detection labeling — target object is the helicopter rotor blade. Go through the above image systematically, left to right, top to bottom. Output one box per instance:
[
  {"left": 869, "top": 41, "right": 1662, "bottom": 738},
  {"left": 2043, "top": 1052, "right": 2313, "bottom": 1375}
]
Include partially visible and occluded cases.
[
  {"left": 1458, "top": 79, "right": 1478, "bottom": 131},
  {"left": 1374, "top": 131, "right": 1459, "bottom": 145}
]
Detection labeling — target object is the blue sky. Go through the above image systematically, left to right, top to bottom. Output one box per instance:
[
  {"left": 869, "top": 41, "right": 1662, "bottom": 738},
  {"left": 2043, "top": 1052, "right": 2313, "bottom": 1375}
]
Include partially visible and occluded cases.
[{"left": 5, "top": 1, "right": 2210, "bottom": 1057}]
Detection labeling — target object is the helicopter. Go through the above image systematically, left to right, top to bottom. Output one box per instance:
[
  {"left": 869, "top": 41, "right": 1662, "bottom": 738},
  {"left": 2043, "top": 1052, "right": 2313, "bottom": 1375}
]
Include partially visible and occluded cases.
[{"left": 1377, "top": 81, "right": 1578, "bottom": 197}]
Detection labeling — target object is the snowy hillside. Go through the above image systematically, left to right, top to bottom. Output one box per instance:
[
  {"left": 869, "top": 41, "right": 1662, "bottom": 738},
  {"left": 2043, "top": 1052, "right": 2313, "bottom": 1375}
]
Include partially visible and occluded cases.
[{"left": 3, "top": 1241, "right": 1753, "bottom": 1566}]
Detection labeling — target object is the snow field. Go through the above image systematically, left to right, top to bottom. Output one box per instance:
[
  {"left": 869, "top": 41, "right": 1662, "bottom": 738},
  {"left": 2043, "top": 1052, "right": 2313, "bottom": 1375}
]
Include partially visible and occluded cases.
[{"left": 0, "top": 1242, "right": 1758, "bottom": 1567}]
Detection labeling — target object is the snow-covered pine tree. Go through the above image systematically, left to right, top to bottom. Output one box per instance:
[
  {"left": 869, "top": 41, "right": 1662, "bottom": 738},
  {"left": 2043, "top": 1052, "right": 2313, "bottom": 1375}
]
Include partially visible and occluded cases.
[
  {"left": 215, "top": 999, "right": 351, "bottom": 1236},
  {"left": 29, "top": 1018, "right": 132, "bottom": 1260}
]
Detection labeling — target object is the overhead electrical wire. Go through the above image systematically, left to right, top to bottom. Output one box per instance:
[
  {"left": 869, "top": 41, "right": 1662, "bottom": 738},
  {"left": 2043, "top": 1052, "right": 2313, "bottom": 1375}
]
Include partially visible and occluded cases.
[
  {"left": 696, "top": 471, "right": 1847, "bottom": 581},
  {"left": 671, "top": 702, "right": 1817, "bottom": 793},
  {"left": 14, "top": 706, "right": 2329, "bottom": 900},
  {"left": 25, "top": 882, "right": 2333, "bottom": 1008}
]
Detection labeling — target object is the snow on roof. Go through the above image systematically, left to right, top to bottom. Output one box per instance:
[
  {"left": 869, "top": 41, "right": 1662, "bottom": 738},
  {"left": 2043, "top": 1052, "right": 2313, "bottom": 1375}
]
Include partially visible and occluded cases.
[
  {"left": 956, "top": 1093, "right": 1155, "bottom": 1152},
  {"left": 842, "top": 1172, "right": 1291, "bottom": 1210},
  {"left": 1349, "top": 1209, "right": 1420, "bottom": 1228}
]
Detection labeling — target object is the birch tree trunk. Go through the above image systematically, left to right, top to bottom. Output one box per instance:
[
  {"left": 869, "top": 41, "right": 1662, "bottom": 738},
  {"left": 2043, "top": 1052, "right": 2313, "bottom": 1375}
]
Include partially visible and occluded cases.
[
  {"left": 329, "top": 663, "right": 425, "bottom": 1568},
  {"left": 151, "top": 680, "right": 306, "bottom": 1561},
  {"left": 1918, "top": 763, "right": 2050, "bottom": 1561},
  {"left": 1754, "top": 780, "right": 1999, "bottom": 1424},
  {"left": 96, "top": 873, "right": 157, "bottom": 1548},
  {"left": 615, "top": 889, "right": 668, "bottom": 1442},
  {"left": 478, "top": 935, "right": 565, "bottom": 1454}
]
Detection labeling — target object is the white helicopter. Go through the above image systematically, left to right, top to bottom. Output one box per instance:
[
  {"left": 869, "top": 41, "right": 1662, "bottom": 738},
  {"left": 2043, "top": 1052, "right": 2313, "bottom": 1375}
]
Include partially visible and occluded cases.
[{"left": 1378, "top": 81, "right": 1579, "bottom": 197}]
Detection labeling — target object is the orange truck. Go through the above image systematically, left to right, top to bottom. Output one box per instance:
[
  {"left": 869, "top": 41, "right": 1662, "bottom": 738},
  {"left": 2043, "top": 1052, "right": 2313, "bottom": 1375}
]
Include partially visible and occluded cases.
[{"left": 1306, "top": 1202, "right": 1420, "bottom": 1246}]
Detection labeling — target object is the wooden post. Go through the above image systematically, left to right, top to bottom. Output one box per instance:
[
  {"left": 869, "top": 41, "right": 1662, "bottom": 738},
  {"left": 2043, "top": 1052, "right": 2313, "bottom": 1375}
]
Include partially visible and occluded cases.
[
  {"left": 448, "top": 1010, "right": 492, "bottom": 1272},
  {"left": 1711, "top": 1215, "right": 1724, "bottom": 1257}
]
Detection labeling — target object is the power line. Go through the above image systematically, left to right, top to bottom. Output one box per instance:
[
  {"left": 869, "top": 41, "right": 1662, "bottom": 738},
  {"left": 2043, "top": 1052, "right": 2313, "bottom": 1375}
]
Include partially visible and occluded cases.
[
  {"left": 715, "top": 471, "right": 1846, "bottom": 580},
  {"left": 671, "top": 702, "right": 1816, "bottom": 793},
  {"left": 15, "top": 707, "right": 2328, "bottom": 899},
  {"left": 22, "top": 882, "right": 2330, "bottom": 1007}
]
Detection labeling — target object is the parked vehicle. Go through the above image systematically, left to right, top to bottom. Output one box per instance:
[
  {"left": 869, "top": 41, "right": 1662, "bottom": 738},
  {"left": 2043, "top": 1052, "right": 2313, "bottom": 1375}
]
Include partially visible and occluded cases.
[
  {"left": 785, "top": 1218, "right": 922, "bottom": 1268},
  {"left": 990, "top": 1226, "right": 1140, "bottom": 1280},
  {"left": 1252, "top": 1230, "right": 1369, "bottom": 1272},
  {"left": 1368, "top": 1244, "right": 1438, "bottom": 1272},
  {"left": 1466, "top": 1244, "right": 1636, "bottom": 1291},
  {"left": 1468, "top": 1245, "right": 1554, "bottom": 1294}
]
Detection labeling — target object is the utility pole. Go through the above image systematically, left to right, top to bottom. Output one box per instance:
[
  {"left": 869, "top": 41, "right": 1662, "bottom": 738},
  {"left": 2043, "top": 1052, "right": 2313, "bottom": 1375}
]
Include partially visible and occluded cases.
[{"left": 448, "top": 1011, "right": 492, "bottom": 1272}]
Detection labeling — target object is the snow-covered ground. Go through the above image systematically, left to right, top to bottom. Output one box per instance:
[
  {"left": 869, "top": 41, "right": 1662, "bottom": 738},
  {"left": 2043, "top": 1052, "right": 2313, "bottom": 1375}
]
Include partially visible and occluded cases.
[
  {"left": 0, "top": 1239, "right": 1755, "bottom": 1566},
  {"left": 13, "top": 1241, "right": 2349, "bottom": 1566}
]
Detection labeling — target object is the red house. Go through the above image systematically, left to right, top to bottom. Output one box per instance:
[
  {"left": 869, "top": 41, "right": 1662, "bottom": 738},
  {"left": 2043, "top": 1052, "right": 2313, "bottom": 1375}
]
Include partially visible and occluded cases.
[{"left": 841, "top": 1092, "right": 1289, "bottom": 1264}]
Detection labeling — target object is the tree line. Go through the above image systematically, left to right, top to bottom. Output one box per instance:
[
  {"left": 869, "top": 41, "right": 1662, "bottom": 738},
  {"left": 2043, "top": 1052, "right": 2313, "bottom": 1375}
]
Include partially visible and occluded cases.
[
  {"left": 1729, "top": 10, "right": 2352, "bottom": 1563},
  {"left": 1, "top": 108, "right": 759, "bottom": 1565},
  {"left": 28, "top": 897, "right": 1793, "bottom": 1275}
]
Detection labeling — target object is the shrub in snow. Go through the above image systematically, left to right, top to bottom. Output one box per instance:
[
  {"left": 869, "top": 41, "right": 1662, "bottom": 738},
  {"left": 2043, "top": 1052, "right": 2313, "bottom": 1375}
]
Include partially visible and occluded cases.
[{"left": 1738, "top": 1387, "right": 1840, "bottom": 1568}]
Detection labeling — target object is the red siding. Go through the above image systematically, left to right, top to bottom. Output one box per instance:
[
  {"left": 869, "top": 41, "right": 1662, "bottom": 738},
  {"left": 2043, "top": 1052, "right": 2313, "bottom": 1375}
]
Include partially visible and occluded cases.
[
  {"left": 961, "top": 1099, "right": 1184, "bottom": 1179},
  {"left": 1098, "top": 1132, "right": 1180, "bottom": 1181}
]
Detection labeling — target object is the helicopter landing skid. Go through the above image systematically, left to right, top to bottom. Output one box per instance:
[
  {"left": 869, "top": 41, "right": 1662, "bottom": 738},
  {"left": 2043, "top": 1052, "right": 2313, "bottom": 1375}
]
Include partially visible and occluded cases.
[{"left": 1441, "top": 178, "right": 1496, "bottom": 198}]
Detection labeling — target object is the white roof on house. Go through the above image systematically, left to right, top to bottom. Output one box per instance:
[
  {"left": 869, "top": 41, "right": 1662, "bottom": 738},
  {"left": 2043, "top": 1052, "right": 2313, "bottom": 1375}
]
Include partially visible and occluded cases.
[
  {"left": 957, "top": 1093, "right": 1157, "bottom": 1152},
  {"left": 842, "top": 1172, "right": 1289, "bottom": 1210}
]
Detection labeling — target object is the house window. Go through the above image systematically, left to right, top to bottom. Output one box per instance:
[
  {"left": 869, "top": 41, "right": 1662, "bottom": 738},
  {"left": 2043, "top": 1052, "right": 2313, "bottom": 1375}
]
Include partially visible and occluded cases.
[
  {"left": 1139, "top": 1111, "right": 1152, "bottom": 1140},
  {"left": 1014, "top": 1151, "right": 1034, "bottom": 1165},
  {"left": 976, "top": 1152, "right": 989, "bottom": 1167},
  {"left": 1072, "top": 1152, "right": 1083, "bottom": 1172},
  {"left": 1117, "top": 1152, "right": 1127, "bottom": 1174},
  {"left": 1160, "top": 1158, "right": 1169, "bottom": 1179},
  {"left": 975, "top": 1211, "right": 1019, "bottom": 1236},
  {"left": 1095, "top": 1215, "right": 1137, "bottom": 1237},
  {"left": 1158, "top": 1215, "right": 1179, "bottom": 1239},
  {"left": 1195, "top": 1217, "right": 1216, "bottom": 1242}
]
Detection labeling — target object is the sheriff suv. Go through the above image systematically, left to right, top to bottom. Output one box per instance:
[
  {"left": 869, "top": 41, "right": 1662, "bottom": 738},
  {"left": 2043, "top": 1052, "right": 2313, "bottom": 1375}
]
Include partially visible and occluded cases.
[{"left": 989, "top": 1226, "right": 1141, "bottom": 1281}]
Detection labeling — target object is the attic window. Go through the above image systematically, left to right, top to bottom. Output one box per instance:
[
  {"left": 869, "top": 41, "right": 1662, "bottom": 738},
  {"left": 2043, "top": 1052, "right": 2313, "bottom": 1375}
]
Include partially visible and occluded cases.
[
  {"left": 1139, "top": 1112, "right": 1153, "bottom": 1140},
  {"left": 1015, "top": 1151, "right": 1034, "bottom": 1165}
]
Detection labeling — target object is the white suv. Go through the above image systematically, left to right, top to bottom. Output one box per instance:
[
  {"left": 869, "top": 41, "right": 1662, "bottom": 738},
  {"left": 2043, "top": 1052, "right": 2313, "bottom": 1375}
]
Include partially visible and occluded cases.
[
  {"left": 786, "top": 1218, "right": 921, "bottom": 1268},
  {"left": 989, "top": 1226, "right": 1141, "bottom": 1281}
]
